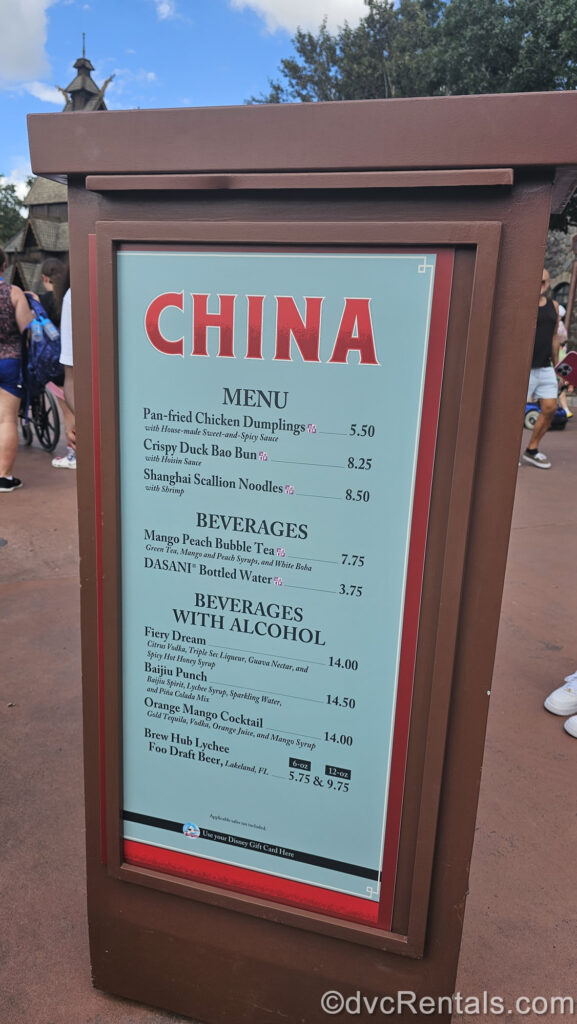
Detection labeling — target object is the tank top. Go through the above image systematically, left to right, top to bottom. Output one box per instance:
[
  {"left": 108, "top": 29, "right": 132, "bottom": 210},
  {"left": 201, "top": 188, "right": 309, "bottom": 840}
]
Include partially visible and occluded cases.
[
  {"left": 0, "top": 282, "right": 22, "bottom": 360},
  {"left": 532, "top": 297, "right": 557, "bottom": 369}
]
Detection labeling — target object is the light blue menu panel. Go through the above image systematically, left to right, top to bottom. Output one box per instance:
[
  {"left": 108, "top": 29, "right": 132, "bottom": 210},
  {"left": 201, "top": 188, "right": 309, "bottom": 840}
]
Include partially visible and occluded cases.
[{"left": 117, "top": 251, "right": 436, "bottom": 901}]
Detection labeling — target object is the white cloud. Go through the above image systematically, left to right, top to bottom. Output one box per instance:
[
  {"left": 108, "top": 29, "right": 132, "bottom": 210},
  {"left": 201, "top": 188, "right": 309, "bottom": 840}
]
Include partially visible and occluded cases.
[
  {"left": 0, "top": 0, "right": 57, "bottom": 85},
  {"left": 154, "top": 0, "right": 176, "bottom": 18},
  {"left": 228, "top": 0, "right": 367, "bottom": 33},
  {"left": 100, "top": 66, "right": 159, "bottom": 107},
  {"left": 111, "top": 67, "right": 158, "bottom": 88},
  {"left": 23, "top": 80, "right": 62, "bottom": 104},
  {"left": 1, "top": 161, "right": 33, "bottom": 199}
]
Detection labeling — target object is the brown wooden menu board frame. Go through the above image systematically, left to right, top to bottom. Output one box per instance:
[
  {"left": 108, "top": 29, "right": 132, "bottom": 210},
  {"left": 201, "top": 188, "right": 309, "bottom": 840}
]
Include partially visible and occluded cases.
[
  {"left": 28, "top": 94, "right": 577, "bottom": 1021},
  {"left": 94, "top": 218, "right": 499, "bottom": 959}
]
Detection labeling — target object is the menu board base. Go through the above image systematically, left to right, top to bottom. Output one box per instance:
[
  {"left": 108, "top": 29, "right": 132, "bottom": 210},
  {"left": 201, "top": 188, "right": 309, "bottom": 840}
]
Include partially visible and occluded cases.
[{"left": 125, "top": 839, "right": 382, "bottom": 925}]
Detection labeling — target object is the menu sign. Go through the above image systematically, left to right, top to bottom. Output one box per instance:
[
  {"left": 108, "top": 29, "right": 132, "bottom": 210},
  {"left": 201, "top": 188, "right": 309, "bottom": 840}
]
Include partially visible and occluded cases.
[{"left": 116, "top": 250, "right": 445, "bottom": 922}]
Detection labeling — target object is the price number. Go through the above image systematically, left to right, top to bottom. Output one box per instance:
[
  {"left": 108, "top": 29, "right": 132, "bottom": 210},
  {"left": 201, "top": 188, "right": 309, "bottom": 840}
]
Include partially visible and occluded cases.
[
  {"left": 349, "top": 424, "right": 375, "bottom": 437},
  {"left": 347, "top": 457, "right": 372, "bottom": 471},
  {"left": 345, "top": 489, "right": 370, "bottom": 502},
  {"left": 341, "top": 553, "right": 365, "bottom": 567},
  {"left": 339, "top": 584, "right": 363, "bottom": 597},
  {"left": 328, "top": 657, "right": 358, "bottom": 670},
  {"left": 326, "top": 694, "right": 356, "bottom": 709},
  {"left": 324, "top": 732, "right": 353, "bottom": 746},
  {"left": 289, "top": 771, "right": 310, "bottom": 784},
  {"left": 327, "top": 778, "right": 349, "bottom": 793}
]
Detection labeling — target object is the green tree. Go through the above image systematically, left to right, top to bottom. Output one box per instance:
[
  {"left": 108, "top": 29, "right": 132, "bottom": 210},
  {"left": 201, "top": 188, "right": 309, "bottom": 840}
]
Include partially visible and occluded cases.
[
  {"left": 250, "top": 0, "right": 577, "bottom": 223},
  {"left": 251, "top": 0, "right": 577, "bottom": 101},
  {"left": 432, "top": 0, "right": 522, "bottom": 95},
  {"left": 433, "top": 0, "right": 577, "bottom": 95},
  {"left": 250, "top": 1, "right": 439, "bottom": 103},
  {"left": 260, "top": 20, "right": 341, "bottom": 102},
  {"left": 0, "top": 179, "right": 26, "bottom": 246}
]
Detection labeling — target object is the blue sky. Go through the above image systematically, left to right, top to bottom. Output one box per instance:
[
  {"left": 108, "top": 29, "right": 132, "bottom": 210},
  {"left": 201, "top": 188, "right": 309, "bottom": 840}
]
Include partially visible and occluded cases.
[{"left": 1, "top": 0, "right": 367, "bottom": 195}]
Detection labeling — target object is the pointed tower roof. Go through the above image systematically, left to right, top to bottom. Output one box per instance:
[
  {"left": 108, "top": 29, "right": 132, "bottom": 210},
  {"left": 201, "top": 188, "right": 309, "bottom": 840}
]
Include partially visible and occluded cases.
[{"left": 59, "top": 37, "right": 114, "bottom": 112}]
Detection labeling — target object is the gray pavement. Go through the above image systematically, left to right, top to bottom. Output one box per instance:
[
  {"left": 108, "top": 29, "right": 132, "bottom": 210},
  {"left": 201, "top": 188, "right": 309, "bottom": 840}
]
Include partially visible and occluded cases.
[{"left": 1, "top": 419, "right": 576, "bottom": 1024}]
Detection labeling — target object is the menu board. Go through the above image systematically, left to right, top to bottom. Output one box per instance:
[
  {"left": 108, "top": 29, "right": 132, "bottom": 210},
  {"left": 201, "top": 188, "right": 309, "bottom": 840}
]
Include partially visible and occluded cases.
[{"left": 116, "top": 249, "right": 443, "bottom": 920}]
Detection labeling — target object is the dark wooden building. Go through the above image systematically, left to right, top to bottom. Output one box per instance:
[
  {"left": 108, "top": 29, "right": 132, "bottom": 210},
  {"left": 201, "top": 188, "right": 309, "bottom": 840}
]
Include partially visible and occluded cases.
[
  {"left": 3, "top": 46, "right": 112, "bottom": 289},
  {"left": 60, "top": 52, "right": 113, "bottom": 113},
  {"left": 4, "top": 177, "right": 69, "bottom": 290}
]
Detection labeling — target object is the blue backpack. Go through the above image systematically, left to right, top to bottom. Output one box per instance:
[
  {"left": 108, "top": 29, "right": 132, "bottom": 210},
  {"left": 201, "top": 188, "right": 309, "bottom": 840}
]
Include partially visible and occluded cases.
[{"left": 23, "top": 294, "right": 64, "bottom": 398}]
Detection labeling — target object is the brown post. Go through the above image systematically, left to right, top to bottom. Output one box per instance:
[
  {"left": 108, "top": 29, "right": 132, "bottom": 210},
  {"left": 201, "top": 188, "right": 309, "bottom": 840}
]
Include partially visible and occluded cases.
[
  {"left": 28, "top": 93, "right": 577, "bottom": 1022},
  {"left": 564, "top": 235, "right": 577, "bottom": 343}
]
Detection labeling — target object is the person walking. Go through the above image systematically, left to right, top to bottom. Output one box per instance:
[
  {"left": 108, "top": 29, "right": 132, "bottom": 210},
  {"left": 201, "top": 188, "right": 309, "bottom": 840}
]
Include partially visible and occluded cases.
[
  {"left": 0, "top": 249, "right": 34, "bottom": 492},
  {"left": 47, "top": 267, "right": 76, "bottom": 469},
  {"left": 522, "top": 268, "right": 559, "bottom": 469},
  {"left": 47, "top": 284, "right": 76, "bottom": 464},
  {"left": 544, "top": 670, "right": 577, "bottom": 738}
]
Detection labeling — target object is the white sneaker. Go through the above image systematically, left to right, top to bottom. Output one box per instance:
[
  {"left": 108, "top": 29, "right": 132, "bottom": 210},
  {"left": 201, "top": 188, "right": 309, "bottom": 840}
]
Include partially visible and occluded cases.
[
  {"left": 522, "top": 449, "right": 551, "bottom": 469},
  {"left": 52, "top": 452, "right": 76, "bottom": 469},
  {"left": 544, "top": 678, "right": 577, "bottom": 716},
  {"left": 563, "top": 715, "right": 577, "bottom": 738}
]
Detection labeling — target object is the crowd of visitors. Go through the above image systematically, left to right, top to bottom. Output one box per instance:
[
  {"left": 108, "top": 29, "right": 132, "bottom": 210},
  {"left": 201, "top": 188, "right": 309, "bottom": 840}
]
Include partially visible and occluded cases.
[{"left": 0, "top": 251, "right": 75, "bottom": 490}]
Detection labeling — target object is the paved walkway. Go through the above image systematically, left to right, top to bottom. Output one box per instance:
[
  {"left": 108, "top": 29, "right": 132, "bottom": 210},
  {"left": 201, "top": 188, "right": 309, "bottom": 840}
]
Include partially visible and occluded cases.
[{"left": 1, "top": 420, "right": 575, "bottom": 1024}]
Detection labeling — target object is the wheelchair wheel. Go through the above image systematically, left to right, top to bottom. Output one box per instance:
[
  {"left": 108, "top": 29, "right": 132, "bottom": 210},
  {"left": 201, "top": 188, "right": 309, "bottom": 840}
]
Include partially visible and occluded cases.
[
  {"left": 31, "top": 388, "right": 60, "bottom": 452},
  {"left": 19, "top": 395, "right": 33, "bottom": 445},
  {"left": 524, "top": 408, "right": 539, "bottom": 430},
  {"left": 20, "top": 419, "right": 33, "bottom": 445}
]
